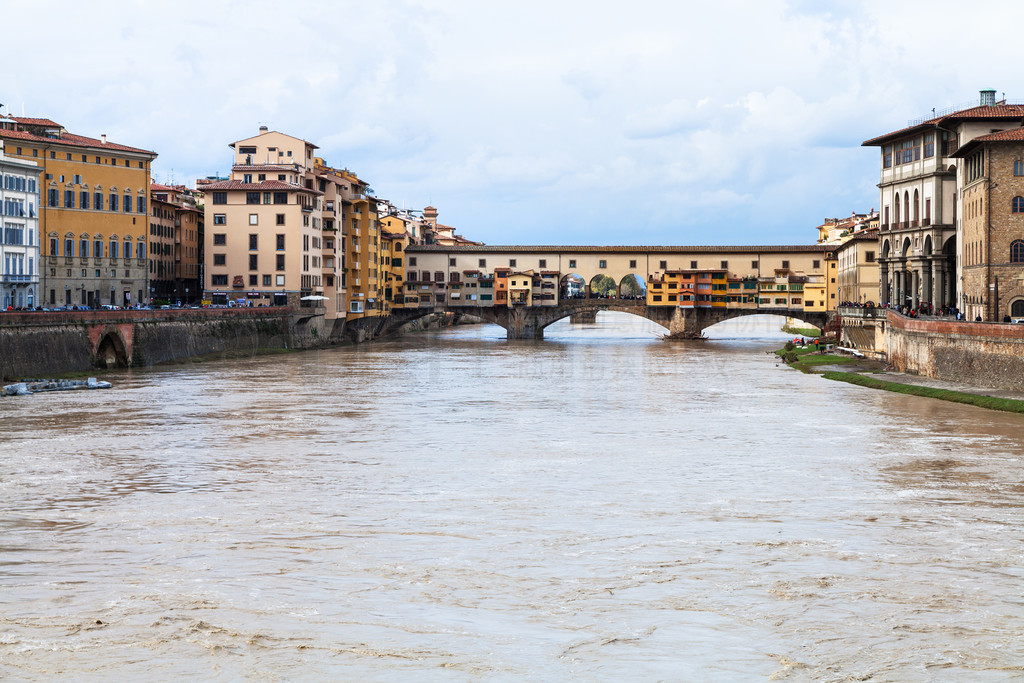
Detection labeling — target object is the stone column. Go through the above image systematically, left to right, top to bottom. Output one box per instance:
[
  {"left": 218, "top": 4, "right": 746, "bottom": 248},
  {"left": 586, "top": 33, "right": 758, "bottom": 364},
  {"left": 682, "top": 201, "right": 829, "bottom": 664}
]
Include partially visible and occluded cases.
[
  {"left": 879, "top": 262, "right": 890, "bottom": 306},
  {"left": 932, "top": 262, "right": 944, "bottom": 308},
  {"left": 921, "top": 263, "right": 932, "bottom": 308},
  {"left": 912, "top": 269, "right": 920, "bottom": 309},
  {"left": 895, "top": 270, "right": 903, "bottom": 307}
]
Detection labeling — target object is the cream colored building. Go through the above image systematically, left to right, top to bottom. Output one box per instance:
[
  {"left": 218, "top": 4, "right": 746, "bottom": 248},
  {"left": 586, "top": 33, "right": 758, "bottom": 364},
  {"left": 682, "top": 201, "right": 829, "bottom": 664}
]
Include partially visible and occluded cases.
[
  {"left": 864, "top": 89, "right": 1024, "bottom": 310},
  {"left": 203, "top": 128, "right": 350, "bottom": 319},
  {"left": 835, "top": 230, "right": 880, "bottom": 305},
  {"left": 404, "top": 245, "right": 829, "bottom": 316}
]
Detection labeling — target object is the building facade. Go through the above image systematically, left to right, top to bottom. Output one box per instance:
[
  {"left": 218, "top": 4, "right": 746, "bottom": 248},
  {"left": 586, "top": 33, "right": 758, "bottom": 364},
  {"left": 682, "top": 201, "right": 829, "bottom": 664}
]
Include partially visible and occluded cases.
[
  {"left": 863, "top": 89, "right": 1024, "bottom": 313},
  {"left": 0, "top": 116, "right": 156, "bottom": 308},
  {"left": 202, "top": 128, "right": 327, "bottom": 310},
  {"left": 951, "top": 129, "right": 1024, "bottom": 320},
  {"left": 0, "top": 140, "right": 41, "bottom": 309},
  {"left": 150, "top": 184, "right": 203, "bottom": 303},
  {"left": 834, "top": 230, "right": 880, "bottom": 305}
]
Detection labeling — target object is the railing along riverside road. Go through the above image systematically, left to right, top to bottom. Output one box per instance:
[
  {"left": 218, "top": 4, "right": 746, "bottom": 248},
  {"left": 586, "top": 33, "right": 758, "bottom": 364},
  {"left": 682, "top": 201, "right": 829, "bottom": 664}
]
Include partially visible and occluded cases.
[
  {"left": 0, "top": 306, "right": 293, "bottom": 327},
  {"left": 838, "top": 306, "right": 887, "bottom": 319}
]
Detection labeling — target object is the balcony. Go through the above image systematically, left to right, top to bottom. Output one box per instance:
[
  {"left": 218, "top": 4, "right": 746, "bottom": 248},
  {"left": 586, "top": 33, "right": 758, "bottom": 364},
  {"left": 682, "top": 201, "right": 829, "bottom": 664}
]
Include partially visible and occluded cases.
[{"left": 0, "top": 274, "right": 35, "bottom": 283}]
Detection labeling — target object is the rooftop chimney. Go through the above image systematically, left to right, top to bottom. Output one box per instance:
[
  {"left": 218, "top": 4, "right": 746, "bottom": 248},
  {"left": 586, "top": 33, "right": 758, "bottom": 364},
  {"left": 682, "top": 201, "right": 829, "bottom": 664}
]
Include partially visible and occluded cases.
[
  {"left": 980, "top": 88, "right": 997, "bottom": 106},
  {"left": 259, "top": 125, "right": 269, "bottom": 135},
  {"left": 100, "top": 134, "right": 107, "bottom": 144}
]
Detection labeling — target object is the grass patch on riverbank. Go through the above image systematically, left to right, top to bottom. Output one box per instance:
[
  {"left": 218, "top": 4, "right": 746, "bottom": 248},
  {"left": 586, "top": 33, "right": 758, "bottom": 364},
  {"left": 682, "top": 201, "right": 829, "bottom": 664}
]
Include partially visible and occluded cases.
[
  {"left": 781, "top": 325, "right": 820, "bottom": 337},
  {"left": 774, "top": 345, "right": 860, "bottom": 373},
  {"left": 822, "top": 371, "right": 1024, "bottom": 414}
]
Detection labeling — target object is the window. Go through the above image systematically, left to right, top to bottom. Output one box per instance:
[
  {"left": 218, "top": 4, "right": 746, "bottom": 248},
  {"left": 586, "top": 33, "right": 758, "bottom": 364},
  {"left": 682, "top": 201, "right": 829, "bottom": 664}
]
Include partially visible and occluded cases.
[
  {"left": 923, "top": 134, "right": 934, "bottom": 158},
  {"left": 1015, "top": 160, "right": 1024, "bottom": 176},
  {"left": 243, "top": 174, "right": 253, "bottom": 183},
  {"left": 48, "top": 188, "right": 58, "bottom": 207},
  {"left": 64, "top": 190, "right": 74, "bottom": 208},
  {"left": 80, "top": 190, "right": 89, "bottom": 209},
  {"left": 94, "top": 192, "right": 103, "bottom": 211},
  {"left": 212, "top": 192, "right": 227, "bottom": 205},
  {"left": 246, "top": 192, "right": 260, "bottom": 205},
  {"left": 273, "top": 192, "right": 287, "bottom": 204},
  {"left": 109, "top": 193, "right": 118, "bottom": 212},
  {"left": 124, "top": 195, "right": 132, "bottom": 212},
  {"left": 138, "top": 196, "right": 146, "bottom": 214},
  {"left": 1013, "top": 197, "right": 1024, "bottom": 213},
  {"left": 249, "top": 213, "right": 258, "bottom": 225},
  {"left": 214, "top": 214, "right": 226, "bottom": 225},
  {"left": 276, "top": 214, "right": 285, "bottom": 225},
  {"left": 213, "top": 233, "right": 226, "bottom": 245},
  {"left": 249, "top": 234, "right": 258, "bottom": 250},
  {"left": 276, "top": 234, "right": 285, "bottom": 250},
  {"left": 64, "top": 239, "right": 74, "bottom": 257},
  {"left": 80, "top": 239, "right": 89, "bottom": 257},
  {"left": 94, "top": 240, "right": 102, "bottom": 258},
  {"left": 1011, "top": 240, "right": 1024, "bottom": 263},
  {"left": 109, "top": 241, "right": 118, "bottom": 259},
  {"left": 124, "top": 241, "right": 132, "bottom": 259},
  {"left": 138, "top": 243, "right": 145, "bottom": 260},
  {"left": 865, "top": 251, "right": 875, "bottom": 263},
  {"left": 213, "top": 254, "right": 226, "bottom": 266},
  {"left": 249, "top": 254, "right": 258, "bottom": 270},
  {"left": 276, "top": 254, "right": 285, "bottom": 271},
  {"left": 449, "top": 258, "right": 457, "bottom": 267},
  {"left": 478, "top": 259, "right": 487, "bottom": 267},
  {"left": 509, "top": 259, "right": 517, "bottom": 267},
  {"left": 540, "top": 259, "right": 547, "bottom": 268},
  {"left": 568, "top": 259, "right": 576, "bottom": 269},
  {"left": 629, "top": 259, "right": 637, "bottom": 268},
  {"left": 599, "top": 260, "right": 607, "bottom": 268},
  {"left": 720, "top": 260, "right": 728, "bottom": 269},
  {"left": 782, "top": 260, "right": 790, "bottom": 269},
  {"left": 813, "top": 260, "right": 820, "bottom": 269},
  {"left": 212, "top": 274, "right": 228, "bottom": 286},
  {"left": 249, "top": 274, "right": 258, "bottom": 286},
  {"left": 263, "top": 274, "right": 272, "bottom": 286},
  {"left": 276, "top": 275, "right": 285, "bottom": 286}
]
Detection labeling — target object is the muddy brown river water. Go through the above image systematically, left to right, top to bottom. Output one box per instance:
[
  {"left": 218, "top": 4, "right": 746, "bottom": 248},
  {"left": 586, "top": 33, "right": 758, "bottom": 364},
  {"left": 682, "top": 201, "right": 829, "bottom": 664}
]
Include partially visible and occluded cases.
[{"left": 2, "top": 313, "right": 1022, "bottom": 680}]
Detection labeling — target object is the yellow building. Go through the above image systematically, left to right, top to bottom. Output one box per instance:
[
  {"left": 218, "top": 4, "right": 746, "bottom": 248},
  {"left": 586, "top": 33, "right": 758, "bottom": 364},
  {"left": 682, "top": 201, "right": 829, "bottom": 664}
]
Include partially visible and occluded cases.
[
  {"left": 0, "top": 116, "right": 156, "bottom": 308},
  {"left": 339, "top": 169, "right": 380, "bottom": 319},
  {"left": 380, "top": 225, "right": 410, "bottom": 312},
  {"left": 508, "top": 271, "right": 533, "bottom": 306}
]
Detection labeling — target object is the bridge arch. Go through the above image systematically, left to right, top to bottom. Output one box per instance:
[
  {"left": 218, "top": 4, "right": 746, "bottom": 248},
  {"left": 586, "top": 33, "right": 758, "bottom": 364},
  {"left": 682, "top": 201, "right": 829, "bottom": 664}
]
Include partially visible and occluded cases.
[{"left": 95, "top": 330, "right": 130, "bottom": 368}]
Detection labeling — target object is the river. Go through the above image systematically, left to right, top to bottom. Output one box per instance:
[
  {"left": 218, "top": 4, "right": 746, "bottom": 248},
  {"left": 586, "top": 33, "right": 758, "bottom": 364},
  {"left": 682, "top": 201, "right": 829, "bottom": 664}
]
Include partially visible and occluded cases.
[{"left": 1, "top": 313, "right": 1022, "bottom": 680}]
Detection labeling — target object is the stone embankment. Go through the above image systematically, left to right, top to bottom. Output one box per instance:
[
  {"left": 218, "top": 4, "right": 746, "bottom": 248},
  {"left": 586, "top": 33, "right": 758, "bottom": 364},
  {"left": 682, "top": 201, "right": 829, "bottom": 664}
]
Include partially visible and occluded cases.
[
  {"left": 0, "top": 307, "right": 317, "bottom": 380},
  {"left": 886, "top": 312, "right": 1024, "bottom": 391}
]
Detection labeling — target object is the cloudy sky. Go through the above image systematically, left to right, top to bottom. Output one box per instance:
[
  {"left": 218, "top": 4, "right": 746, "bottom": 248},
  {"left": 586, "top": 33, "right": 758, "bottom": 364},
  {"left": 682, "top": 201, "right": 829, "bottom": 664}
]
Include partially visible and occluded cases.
[{"left": 4, "top": 0, "right": 1021, "bottom": 246}]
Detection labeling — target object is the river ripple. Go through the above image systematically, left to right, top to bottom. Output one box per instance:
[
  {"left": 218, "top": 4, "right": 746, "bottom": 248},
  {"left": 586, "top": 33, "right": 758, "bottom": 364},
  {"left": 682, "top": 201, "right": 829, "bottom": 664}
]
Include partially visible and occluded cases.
[{"left": 1, "top": 313, "right": 1022, "bottom": 680}]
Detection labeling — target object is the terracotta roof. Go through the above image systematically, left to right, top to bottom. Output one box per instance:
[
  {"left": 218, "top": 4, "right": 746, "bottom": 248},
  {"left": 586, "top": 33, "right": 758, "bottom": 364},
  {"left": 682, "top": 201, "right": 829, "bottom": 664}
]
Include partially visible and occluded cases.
[
  {"left": 863, "top": 103, "right": 1024, "bottom": 147},
  {"left": 11, "top": 117, "right": 62, "bottom": 128},
  {"left": 950, "top": 125, "right": 1024, "bottom": 157},
  {"left": 0, "top": 126, "right": 156, "bottom": 155},
  {"left": 966, "top": 126, "right": 1024, "bottom": 143},
  {"left": 200, "top": 179, "right": 322, "bottom": 194},
  {"left": 150, "top": 183, "right": 176, "bottom": 192}
]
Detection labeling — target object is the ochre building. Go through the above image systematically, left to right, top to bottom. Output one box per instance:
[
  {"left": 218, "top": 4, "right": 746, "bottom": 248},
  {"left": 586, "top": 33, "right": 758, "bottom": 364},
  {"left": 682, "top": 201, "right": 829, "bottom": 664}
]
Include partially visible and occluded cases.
[{"left": 0, "top": 116, "right": 156, "bottom": 308}]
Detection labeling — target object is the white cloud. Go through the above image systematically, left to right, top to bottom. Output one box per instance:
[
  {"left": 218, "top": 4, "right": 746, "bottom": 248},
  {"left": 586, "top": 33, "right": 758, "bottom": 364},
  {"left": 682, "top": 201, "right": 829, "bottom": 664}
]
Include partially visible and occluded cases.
[{"left": 6, "top": 0, "right": 1024, "bottom": 245}]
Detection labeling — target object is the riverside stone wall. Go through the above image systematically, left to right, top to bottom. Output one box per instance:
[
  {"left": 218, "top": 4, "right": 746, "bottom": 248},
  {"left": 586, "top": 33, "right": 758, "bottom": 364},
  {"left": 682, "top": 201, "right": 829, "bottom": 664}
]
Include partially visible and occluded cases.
[
  {"left": 0, "top": 308, "right": 301, "bottom": 379},
  {"left": 885, "top": 312, "right": 1024, "bottom": 390}
]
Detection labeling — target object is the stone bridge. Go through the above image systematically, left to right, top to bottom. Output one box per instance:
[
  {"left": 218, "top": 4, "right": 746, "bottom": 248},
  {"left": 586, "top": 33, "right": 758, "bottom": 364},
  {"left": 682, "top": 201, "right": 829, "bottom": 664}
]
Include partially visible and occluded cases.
[{"left": 387, "top": 299, "right": 830, "bottom": 340}]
